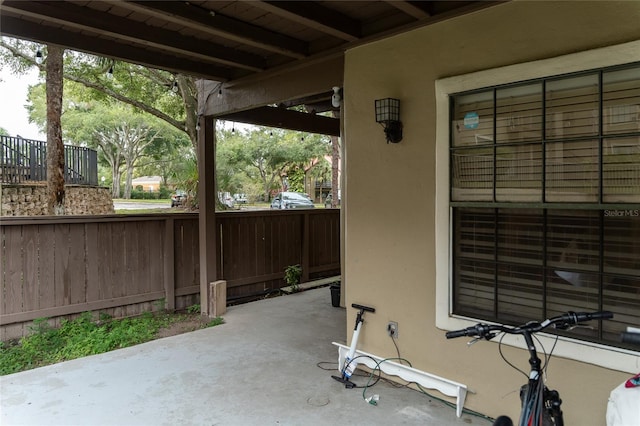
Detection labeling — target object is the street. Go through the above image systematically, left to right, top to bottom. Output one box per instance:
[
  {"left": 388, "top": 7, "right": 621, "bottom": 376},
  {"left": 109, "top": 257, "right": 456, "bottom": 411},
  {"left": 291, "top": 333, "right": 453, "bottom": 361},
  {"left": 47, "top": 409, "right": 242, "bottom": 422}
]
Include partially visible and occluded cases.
[{"left": 112, "top": 200, "right": 171, "bottom": 210}]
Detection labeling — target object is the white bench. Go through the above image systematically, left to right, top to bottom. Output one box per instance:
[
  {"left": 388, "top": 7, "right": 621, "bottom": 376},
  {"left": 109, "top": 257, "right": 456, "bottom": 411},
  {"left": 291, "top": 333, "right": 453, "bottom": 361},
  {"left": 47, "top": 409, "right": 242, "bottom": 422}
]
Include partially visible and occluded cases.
[{"left": 332, "top": 342, "right": 468, "bottom": 417}]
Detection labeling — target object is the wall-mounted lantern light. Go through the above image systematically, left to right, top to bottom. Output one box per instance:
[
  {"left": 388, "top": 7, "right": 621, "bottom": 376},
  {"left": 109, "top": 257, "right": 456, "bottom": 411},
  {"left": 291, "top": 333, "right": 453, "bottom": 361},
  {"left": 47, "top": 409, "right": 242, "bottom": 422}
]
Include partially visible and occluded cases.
[
  {"left": 35, "top": 49, "right": 44, "bottom": 65},
  {"left": 331, "top": 86, "right": 341, "bottom": 108},
  {"left": 375, "top": 98, "right": 402, "bottom": 143}
]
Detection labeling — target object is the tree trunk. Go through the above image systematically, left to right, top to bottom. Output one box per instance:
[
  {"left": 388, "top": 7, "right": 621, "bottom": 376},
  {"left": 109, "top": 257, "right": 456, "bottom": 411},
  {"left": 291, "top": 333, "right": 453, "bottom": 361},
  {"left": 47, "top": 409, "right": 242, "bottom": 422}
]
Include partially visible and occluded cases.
[
  {"left": 46, "top": 44, "right": 65, "bottom": 215},
  {"left": 331, "top": 111, "right": 340, "bottom": 207},
  {"left": 124, "top": 163, "right": 134, "bottom": 199},
  {"left": 111, "top": 164, "right": 122, "bottom": 198}
]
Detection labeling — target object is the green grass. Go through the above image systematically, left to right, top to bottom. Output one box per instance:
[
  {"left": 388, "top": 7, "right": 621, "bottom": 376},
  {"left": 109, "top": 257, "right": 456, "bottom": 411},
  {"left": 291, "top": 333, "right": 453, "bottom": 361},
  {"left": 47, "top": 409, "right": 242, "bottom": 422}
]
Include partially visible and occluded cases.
[
  {"left": 112, "top": 198, "right": 171, "bottom": 204},
  {"left": 115, "top": 208, "right": 184, "bottom": 214},
  {"left": 0, "top": 310, "right": 224, "bottom": 376}
]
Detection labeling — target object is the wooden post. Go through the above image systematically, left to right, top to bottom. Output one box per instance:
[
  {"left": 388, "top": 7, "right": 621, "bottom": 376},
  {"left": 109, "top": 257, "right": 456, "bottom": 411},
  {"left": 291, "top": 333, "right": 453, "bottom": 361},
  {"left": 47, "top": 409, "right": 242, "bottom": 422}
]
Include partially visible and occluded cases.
[
  {"left": 198, "top": 115, "right": 217, "bottom": 316},
  {"left": 209, "top": 280, "right": 227, "bottom": 317}
]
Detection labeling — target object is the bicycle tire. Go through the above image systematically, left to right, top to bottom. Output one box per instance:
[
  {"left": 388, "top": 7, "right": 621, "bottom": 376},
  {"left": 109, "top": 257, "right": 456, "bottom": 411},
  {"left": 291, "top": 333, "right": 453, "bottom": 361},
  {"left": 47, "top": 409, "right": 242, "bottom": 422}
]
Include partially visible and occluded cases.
[{"left": 493, "top": 416, "right": 514, "bottom": 426}]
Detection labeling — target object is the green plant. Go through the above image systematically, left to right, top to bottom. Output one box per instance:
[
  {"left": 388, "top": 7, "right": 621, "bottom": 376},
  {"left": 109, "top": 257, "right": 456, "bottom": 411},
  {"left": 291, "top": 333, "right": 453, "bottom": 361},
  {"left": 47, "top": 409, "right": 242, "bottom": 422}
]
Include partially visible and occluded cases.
[
  {"left": 284, "top": 264, "right": 302, "bottom": 292},
  {"left": 186, "top": 304, "right": 200, "bottom": 314},
  {"left": 0, "top": 309, "right": 224, "bottom": 376},
  {"left": 206, "top": 317, "right": 225, "bottom": 327}
]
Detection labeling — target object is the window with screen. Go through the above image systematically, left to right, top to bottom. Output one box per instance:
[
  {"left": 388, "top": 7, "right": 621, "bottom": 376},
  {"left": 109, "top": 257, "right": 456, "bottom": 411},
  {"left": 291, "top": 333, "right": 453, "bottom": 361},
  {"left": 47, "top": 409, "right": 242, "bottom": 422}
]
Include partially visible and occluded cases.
[{"left": 450, "top": 63, "right": 640, "bottom": 348}]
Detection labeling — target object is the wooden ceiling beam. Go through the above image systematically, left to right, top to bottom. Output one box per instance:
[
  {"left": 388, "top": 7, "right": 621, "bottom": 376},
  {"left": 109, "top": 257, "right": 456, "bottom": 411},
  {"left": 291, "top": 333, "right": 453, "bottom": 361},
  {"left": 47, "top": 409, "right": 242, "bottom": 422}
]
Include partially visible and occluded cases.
[
  {"left": 2, "top": 0, "right": 264, "bottom": 72},
  {"left": 114, "top": 1, "right": 308, "bottom": 59},
  {"left": 252, "top": 1, "right": 361, "bottom": 42},
  {"left": 386, "top": 1, "right": 431, "bottom": 19},
  {"left": 0, "top": 15, "right": 236, "bottom": 81},
  {"left": 201, "top": 54, "right": 343, "bottom": 117},
  {"left": 219, "top": 106, "right": 340, "bottom": 136}
]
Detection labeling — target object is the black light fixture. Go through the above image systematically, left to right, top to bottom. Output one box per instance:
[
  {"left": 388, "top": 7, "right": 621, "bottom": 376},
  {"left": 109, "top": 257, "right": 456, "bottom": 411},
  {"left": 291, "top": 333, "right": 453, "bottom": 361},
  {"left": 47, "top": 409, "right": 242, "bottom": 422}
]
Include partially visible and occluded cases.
[
  {"left": 35, "top": 49, "right": 44, "bottom": 65},
  {"left": 106, "top": 65, "right": 114, "bottom": 79},
  {"left": 172, "top": 80, "right": 179, "bottom": 93},
  {"left": 375, "top": 98, "right": 402, "bottom": 143}
]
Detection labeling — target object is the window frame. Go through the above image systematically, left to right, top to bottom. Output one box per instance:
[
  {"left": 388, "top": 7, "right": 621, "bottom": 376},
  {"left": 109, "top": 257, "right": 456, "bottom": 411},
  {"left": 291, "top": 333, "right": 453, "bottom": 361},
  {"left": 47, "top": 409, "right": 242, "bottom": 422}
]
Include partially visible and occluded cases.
[{"left": 435, "top": 40, "right": 640, "bottom": 374}]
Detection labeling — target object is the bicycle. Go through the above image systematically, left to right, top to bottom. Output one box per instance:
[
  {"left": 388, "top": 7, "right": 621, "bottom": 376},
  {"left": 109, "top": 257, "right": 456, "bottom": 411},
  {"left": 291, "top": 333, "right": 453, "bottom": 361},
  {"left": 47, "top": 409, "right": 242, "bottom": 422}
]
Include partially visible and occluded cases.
[{"left": 445, "top": 311, "right": 614, "bottom": 426}]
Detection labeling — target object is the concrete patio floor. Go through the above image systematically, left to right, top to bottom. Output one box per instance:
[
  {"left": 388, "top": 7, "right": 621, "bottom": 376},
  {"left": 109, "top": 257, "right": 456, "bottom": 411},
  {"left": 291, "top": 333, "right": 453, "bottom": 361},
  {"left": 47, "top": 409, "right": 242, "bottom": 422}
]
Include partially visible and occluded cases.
[{"left": 1, "top": 287, "right": 492, "bottom": 426}]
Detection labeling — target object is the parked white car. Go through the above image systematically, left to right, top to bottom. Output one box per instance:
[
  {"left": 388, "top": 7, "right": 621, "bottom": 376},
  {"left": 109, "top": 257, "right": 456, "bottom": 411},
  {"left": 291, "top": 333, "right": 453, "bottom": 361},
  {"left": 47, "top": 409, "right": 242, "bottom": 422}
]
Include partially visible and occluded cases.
[{"left": 270, "top": 192, "right": 315, "bottom": 209}]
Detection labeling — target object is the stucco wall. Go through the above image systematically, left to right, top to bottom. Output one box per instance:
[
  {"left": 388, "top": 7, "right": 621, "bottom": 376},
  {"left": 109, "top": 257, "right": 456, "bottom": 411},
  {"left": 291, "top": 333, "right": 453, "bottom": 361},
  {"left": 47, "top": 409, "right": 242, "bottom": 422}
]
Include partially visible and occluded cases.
[
  {"left": 342, "top": 1, "right": 640, "bottom": 423},
  {"left": 1, "top": 184, "right": 114, "bottom": 216}
]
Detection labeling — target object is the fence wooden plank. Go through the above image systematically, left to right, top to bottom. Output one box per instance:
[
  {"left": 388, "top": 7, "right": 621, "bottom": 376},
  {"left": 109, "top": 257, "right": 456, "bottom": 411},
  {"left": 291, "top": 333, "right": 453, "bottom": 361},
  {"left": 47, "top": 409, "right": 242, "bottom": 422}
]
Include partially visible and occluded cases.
[
  {"left": 1, "top": 210, "right": 340, "bottom": 338},
  {"left": 302, "top": 211, "right": 310, "bottom": 282},
  {"left": 255, "top": 216, "right": 266, "bottom": 279},
  {"left": 164, "top": 218, "right": 175, "bottom": 310},
  {"left": 175, "top": 218, "right": 198, "bottom": 290},
  {"left": 148, "top": 220, "right": 164, "bottom": 293},
  {"left": 110, "top": 221, "right": 126, "bottom": 298},
  {"left": 140, "top": 221, "right": 152, "bottom": 295},
  {"left": 97, "top": 222, "right": 111, "bottom": 300},
  {"left": 54, "top": 223, "right": 71, "bottom": 307},
  {"left": 85, "top": 223, "right": 101, "bottom": 303},
  {"left": 38, "top": 224, "right": 56, "bottom": 310},
  {"left": 69, "top": 224, "right": 86, "bottom": 305},
  {"left": 22, "top": 225, "right": 39, "bottom": 313},
  {"left": 4, "top": 226, "right": 23, "bottom": 315}
]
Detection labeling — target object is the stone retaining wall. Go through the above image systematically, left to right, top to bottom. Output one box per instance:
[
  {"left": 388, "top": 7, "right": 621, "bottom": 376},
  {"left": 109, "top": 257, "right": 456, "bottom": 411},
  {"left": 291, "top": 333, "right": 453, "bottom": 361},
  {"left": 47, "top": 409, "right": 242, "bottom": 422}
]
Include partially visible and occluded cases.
[{"left": 0, "top": 184, "right": 114, "bottom": 216}]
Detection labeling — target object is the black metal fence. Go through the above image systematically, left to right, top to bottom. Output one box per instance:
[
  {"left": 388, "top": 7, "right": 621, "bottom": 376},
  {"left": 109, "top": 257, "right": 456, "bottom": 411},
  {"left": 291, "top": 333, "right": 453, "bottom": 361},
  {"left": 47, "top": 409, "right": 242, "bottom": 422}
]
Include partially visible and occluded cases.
[{"left": 0, "top": 135, "right": 98, "bottom": 185}]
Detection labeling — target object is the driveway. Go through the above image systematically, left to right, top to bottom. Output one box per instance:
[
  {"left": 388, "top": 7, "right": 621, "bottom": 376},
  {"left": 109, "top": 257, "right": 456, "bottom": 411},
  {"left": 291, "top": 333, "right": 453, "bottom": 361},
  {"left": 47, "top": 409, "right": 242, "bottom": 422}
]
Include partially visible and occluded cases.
[{"left": 1, "top": 288, "right": 489, "bottom": 426}]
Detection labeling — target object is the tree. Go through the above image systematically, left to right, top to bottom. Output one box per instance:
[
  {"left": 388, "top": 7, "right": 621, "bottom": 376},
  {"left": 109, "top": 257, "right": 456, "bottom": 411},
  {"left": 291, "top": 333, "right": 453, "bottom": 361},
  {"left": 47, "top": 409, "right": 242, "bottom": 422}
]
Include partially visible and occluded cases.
[
  {"left": 0, "top": 37, "right": 199, "bottom": 167},
  {"left": 1, "top": 37, "right": 338, "bottom": 207},
  {"left": 45, "top": 44, "right": 65, "bottom": 215},
  {"left": 27, "top": 85, "right": 182, "bottom": 199},
  {"left": 219, "top": 127, "right": 330, "bottom": 201}
]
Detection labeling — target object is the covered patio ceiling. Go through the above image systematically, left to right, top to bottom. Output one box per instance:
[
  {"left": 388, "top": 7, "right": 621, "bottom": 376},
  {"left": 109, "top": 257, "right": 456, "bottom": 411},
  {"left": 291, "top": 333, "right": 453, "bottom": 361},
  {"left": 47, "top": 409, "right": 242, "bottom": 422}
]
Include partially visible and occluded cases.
[{"left": 0, "top": 0, "right": 501, "bottom": 134}]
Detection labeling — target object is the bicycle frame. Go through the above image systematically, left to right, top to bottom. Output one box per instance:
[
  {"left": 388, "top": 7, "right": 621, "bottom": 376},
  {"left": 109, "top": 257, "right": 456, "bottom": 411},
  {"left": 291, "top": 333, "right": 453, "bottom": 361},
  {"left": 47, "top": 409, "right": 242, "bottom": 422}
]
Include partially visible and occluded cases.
[
  {"left": 445, "top": 311, "right": 613, "bottom": 426},
  {"left": 518, "top": 331, "right": 563, "bottom": 426}
]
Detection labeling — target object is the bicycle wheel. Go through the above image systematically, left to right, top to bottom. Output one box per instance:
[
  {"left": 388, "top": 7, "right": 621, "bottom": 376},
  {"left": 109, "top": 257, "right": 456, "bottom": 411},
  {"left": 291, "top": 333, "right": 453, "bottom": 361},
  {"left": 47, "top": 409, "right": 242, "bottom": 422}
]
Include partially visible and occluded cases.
[{"left": 493, "top": 416, "right": 514, "bottom": 426}]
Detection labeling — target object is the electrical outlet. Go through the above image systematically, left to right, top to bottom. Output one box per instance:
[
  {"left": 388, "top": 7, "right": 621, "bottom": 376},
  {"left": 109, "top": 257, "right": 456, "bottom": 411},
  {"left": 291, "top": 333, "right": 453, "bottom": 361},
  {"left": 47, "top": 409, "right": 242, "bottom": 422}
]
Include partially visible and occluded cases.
[{"left": 387, "top": 321, "right": 398, "bottom": 339}]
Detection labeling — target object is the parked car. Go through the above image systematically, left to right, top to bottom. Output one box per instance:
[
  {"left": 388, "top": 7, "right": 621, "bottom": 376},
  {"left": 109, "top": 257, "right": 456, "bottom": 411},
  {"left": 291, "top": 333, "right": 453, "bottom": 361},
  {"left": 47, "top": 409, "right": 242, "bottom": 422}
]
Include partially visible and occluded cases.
[
  {"left": 171, "top": 190, "right": 187, "bottom": 207},
  {"left": 270, "top": 191, "right": 315, "bottom": 209},
  {"left": 219, "top": 192, "right": 235, "bottom": 208},
  {"left": 233, "top": 193, "right": 248, "bottom": 204}
]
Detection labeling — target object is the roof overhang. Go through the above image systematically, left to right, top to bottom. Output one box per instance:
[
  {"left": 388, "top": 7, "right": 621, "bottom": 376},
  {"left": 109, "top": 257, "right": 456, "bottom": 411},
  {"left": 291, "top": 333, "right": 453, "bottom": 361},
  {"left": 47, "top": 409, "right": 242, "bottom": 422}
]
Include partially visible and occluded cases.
[{"left": 0, "top": 1, "right": 504, "bottom": 132}]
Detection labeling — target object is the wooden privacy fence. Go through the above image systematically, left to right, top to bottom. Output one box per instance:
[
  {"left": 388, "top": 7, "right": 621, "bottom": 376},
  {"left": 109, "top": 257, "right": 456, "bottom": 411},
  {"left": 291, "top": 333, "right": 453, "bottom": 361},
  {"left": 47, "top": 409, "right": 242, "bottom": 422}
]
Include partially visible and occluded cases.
[{"left": 0, "top": 209, "right": 340, "bottom": 340}]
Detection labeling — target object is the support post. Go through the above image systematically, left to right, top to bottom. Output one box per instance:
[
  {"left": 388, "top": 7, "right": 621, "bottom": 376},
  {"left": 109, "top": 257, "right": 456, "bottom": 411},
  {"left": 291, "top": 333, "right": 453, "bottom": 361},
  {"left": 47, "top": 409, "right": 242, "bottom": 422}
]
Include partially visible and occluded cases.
[
  {"left": 198, "top": 115, "right": 217, "bottom": 316},
  {"left": 209, "top": 280, "right": 227, "bottom": 317}
]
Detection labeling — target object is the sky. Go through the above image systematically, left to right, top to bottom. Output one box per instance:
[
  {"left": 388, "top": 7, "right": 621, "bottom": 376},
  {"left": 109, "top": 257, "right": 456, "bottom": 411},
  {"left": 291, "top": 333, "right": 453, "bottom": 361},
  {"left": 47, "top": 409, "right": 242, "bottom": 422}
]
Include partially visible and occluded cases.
[
  {"left": 0, "top": 66, "right": 255, "bottom": 140},
  {"left": 0, "top": 67, "right": 46, "bottom": 140}
]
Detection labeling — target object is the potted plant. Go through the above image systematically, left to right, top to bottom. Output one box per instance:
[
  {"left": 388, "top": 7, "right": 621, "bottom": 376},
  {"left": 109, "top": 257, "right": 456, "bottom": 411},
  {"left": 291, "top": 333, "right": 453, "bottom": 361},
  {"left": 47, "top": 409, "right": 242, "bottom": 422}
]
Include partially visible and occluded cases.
[{"left": 284, "top": 264, "right": 302, "bottom": 292}]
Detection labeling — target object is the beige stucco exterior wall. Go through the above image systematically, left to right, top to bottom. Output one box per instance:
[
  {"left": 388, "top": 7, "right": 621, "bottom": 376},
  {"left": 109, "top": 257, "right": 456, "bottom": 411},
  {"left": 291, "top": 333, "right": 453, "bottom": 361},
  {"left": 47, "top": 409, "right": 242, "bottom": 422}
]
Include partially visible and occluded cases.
[{"left": 342, "top": 1, "right": 640, "bottom": 423}]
